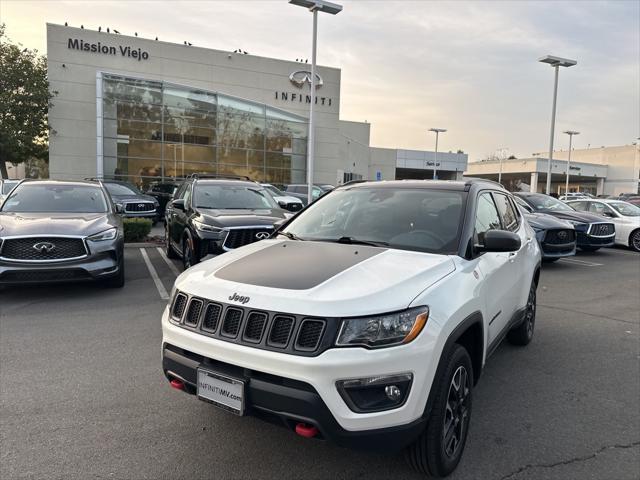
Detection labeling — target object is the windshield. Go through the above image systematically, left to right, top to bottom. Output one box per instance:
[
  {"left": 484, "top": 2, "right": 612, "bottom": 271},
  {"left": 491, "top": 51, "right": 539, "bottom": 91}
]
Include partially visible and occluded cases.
[
  {"left": 2, "top": 181, "right": 19, "bottom": 194},
  {"left": 105, "top": 182, "right": 141, "bottom": 196},
  {"left": 1, "top": 184, "right": 108, "bottom": 213},
  {"left": 194, "top": 184, "right": 279, "bottom": 210},
  {"left": 264, "top": 185, "right": 285, "bottom": 197},
  {"left": 283, "top": 187, "right": 466, "bottom": 254},
  {"left": 524, "top": 194, "right": 574, "bottom": 212},
  {"left": 609, "top": 201, "right": 640, "bottom": 217}
]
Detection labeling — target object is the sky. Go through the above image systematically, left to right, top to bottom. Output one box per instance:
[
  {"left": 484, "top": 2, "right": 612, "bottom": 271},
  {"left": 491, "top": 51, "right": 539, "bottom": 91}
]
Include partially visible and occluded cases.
[{"left": 1, "top": 0, "right": 638, "bottom": 161}]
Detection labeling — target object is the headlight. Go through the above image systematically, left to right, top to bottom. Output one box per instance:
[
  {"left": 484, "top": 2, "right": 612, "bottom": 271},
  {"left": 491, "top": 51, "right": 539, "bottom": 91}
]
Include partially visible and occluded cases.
[
  {"left": 193, "top": 220, "right": 223, "bottom": 233},
  {"left": 87, "top": 227, "right": 117, "bottom": 241},
  {"left": 336, "top": 306, "right": 428, "bottom": 348}
]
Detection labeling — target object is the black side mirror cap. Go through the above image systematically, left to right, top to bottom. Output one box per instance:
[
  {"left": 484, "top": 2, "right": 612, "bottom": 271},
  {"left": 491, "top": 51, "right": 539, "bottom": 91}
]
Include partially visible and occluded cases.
[
  {"left": 172, "top": 199, "right": 186, "bottom": 211},
  {"left": 477, "top": 230, "right": 521, "bottom": 253}
]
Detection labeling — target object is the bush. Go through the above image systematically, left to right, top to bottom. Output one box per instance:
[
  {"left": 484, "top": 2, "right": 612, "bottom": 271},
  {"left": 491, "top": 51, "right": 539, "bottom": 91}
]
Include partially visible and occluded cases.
[{"left": 123, "top": 218, "right": 152, "bottom": 243}]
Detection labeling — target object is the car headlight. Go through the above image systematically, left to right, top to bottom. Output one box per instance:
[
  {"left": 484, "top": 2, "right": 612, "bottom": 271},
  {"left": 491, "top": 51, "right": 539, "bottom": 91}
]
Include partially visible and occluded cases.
[
  {"left": 193, "top": 220, "right": 223, "bottom": 233},
  {"left": 87, "top": 227, "right": 118, "bottom": 242},
  {"left": 336, "top": 306, "right": 429, "bottom": 348}
]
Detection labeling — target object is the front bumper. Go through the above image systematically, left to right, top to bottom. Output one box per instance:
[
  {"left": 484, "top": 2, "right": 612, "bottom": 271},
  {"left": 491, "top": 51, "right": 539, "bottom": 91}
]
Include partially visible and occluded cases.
[
  {"left": 122, "top": 211, "right": 159, "bottom": 221},
  {"left": 161, "top": 307, "right": 438, "bottom": 438},
  {"left": 162, "top": 343, "right": 427, "bottom": 451}
]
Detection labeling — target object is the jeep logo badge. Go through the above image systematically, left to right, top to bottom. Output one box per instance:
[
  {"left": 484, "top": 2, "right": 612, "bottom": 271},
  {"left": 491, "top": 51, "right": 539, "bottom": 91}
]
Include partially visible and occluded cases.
[
  {"left": 255, "top": 231, "right": 270, "bottom": 240},
  {"left": 33, "top": 242, "right": 56, "bottom": 253},
  {"left": 228, "top": 293, "right": 250, "bottom": 304}
]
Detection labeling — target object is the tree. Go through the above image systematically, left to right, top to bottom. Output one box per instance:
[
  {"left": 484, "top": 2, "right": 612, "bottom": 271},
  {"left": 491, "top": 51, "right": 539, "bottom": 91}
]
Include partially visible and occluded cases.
[{"left": 0, "top": 24, "right": 55, "bottom": 179}]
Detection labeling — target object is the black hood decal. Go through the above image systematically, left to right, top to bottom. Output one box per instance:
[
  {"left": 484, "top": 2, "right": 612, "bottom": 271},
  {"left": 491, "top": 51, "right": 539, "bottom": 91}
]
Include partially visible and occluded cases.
[{"left": 215, "top": 241, "right": 385, "bottom": 290}]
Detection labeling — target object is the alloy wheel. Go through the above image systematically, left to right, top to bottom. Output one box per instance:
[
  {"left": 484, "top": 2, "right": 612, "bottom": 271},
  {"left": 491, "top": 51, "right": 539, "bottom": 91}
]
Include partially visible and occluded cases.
[
  {"left": 632, "top": 231, "right": 640, "bottom": 252},
  {"left": 183, "top": 240, "right": 192, "bottom": 269},
  {"left": 525, "top": 286, "right": 536, "bottom": 338},
  {"left": 443, "top": 366, "right": 470, "bottom": 459}
]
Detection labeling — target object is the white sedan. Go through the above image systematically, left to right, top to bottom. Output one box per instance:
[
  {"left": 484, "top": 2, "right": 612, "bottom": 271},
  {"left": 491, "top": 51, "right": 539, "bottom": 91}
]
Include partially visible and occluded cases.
[{"left": 566, "top": 199, "right": 640, "bottom": 252}]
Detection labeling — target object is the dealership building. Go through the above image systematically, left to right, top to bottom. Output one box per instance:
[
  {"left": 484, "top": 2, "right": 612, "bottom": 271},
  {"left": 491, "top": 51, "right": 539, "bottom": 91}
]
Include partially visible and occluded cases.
[
  {"left": 46, "top": 23, "right": 467, "bottom": 187},
  {"left": 465, "top": 144, "right": 639, "bottom": 196}
]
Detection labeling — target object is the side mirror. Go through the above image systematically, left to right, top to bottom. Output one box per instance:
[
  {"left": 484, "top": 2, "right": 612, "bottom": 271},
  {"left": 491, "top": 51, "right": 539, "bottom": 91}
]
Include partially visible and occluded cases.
[
  {"left": 172, "top": 199, "right": 186, "bottom": 211},
  {"left": 114, "top": 203, "right": 124, "bottom": 214},
  {"left": 601, "top": 211, "right": 614, "bottom": 218},
  {"left": 478, "top": 230, "right": 521, "bottom": 253}
]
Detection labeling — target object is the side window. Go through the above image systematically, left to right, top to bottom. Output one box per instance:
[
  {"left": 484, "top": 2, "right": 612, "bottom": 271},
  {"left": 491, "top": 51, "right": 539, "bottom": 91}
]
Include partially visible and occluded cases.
[
  {"left": 174, "top": 183, "right": 187, "bottom": 200},
  {"left": 183, "top": 184, "right": 193, "bottom": 208},
  {"left": 475, "top": 193, "right": 502, "bottom": 245},
  {"left": 493, "top": 193, "right": 519, "bottom": 232},
  {"left": 514, "top": 196, "right": 533, "bottom": 213},
  {"left": 570, "top": 201, "right": 587, "bottom": 211},
  {"left": 588, "top": 202, "right": 605, "bottom": 215}
]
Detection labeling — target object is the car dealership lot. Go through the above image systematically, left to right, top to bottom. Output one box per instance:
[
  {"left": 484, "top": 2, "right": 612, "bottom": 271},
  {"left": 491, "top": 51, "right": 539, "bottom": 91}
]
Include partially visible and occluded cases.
[{"left": 1, "top": 248, "right": 638, "bottom": 480}]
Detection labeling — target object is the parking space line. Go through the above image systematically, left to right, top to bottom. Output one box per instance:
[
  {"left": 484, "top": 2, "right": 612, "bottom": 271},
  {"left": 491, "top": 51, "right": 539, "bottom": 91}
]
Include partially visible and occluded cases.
[
  {"left": 156, "top": 247, "right": 181, "bottom": 277},
  {"left": 140, "top": 248, "right": 169, "bottom": 300},
  {"left": 558, "top": 258, "right": 603, "bottom": 267}
]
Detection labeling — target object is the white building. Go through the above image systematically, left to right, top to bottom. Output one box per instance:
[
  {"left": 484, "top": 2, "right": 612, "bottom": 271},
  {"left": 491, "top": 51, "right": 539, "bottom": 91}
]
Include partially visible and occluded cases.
[{"left": 46, "top": 23, "right": 467, "bottom": 188}]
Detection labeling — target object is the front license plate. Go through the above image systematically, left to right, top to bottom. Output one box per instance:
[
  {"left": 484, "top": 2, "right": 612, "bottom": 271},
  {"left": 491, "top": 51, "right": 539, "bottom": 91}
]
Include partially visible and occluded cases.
[{"left": 197, "top": 369, "right": 245, "bottom": 416}]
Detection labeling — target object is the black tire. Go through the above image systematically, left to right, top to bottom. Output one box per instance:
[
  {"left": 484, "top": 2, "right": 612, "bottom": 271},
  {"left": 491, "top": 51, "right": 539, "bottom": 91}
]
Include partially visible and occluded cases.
[
  {"left": 165, "top": 225, "right": 179, "bottom": 259},
  {"left": 629, "top": 229, "right": 640, "bottom": 252},
  {"left": 182, "top": 235, "right": 199, "bottom": 270},
  {"left": 579, "top": 246, "right": 600, "bottom": 252},
  {"left": 542, "top": 257, "right": 560, "bottom": 263},
  {"left": 103, "top": 259, "right": 125, "bottom": 288},
  {"left": 507, "top": 280, "right": 536, "bottom": 346},
  {"left": 405, "top": 345, "right": 473, "bottom": 478}
]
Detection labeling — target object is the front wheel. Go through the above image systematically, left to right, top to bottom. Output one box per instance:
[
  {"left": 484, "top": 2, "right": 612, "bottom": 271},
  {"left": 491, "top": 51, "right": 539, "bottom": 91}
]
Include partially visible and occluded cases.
[
  {"left": 629, "top": 229, "right": 640, "bottom": 252},
  {"left": 182, "top": 236, "right": 199, "bottom": 270},
  {"left": 507, "top": 280, "right": 536, "bottom": 346},
  {"left": 405, "top": 345, "right": 473, "bottom": 477}
]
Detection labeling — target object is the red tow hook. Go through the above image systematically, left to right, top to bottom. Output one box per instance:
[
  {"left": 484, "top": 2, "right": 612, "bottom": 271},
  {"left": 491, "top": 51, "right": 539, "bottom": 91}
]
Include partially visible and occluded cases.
[
  {"left": 169, "top": 378, "right": 185, "bottom": 390},
  {"left": 295, "top": 423, "right": 319, "bottom": 438}
]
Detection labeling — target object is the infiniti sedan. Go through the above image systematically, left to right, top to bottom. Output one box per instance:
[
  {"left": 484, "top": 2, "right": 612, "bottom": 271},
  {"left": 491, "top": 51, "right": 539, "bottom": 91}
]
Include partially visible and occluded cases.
[{"left": 0, "top": 180, "right": 125, "bottom": 287}]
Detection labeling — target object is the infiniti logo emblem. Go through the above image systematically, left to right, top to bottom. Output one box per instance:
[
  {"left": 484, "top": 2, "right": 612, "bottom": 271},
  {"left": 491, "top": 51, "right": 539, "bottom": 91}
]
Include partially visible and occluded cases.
[
  {"left": 289, "top": 70, "right": 324, "bottom": 89},
  {"left": 255, "top": 231, "right": 270, "bottom": 240},
  {"left": 33, "top": 242, "right": 56, "bottom": 253}
]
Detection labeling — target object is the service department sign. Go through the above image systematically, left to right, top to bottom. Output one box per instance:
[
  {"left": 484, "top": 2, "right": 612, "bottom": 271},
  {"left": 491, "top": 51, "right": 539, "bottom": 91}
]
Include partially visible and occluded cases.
[{"left": 67, "top": 38, "right": 150, "bottom": 61}]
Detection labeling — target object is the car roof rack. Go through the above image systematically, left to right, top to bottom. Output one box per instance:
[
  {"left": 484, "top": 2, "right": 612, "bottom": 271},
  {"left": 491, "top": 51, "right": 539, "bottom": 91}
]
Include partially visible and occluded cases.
[
  {"left": 187, "top": 173, "right": 253, "bottom": 182},
  {"left": 340, "top": 179, "right": 369, "bottom": 187}
]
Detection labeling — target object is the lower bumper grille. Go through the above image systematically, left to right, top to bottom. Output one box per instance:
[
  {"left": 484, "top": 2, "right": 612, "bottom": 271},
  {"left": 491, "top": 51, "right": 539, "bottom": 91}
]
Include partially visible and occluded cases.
[
  {"left": 0, "top": 237, "right": 87, "bottom": 261},
  {"left": 0, "top": 269, "right": 91, "bottom": 283}
]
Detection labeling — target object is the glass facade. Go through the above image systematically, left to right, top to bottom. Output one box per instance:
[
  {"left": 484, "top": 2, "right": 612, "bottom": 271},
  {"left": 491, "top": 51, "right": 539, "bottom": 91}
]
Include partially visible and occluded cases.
[{"left": 101, "top": 73, "right": 307, "bottom": 189}]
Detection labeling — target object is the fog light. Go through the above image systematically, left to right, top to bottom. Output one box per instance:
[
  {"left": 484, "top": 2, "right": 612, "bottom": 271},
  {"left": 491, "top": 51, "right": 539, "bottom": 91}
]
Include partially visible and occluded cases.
[
  {"left": 336, "top": 373, "right": 413, "bottom": 413},
  {"left": 385, "top": 385, "right": 402, "bottom": 401}
]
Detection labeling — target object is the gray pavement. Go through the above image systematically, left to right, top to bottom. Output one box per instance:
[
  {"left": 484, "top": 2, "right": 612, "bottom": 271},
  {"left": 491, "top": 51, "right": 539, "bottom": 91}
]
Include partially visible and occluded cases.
[{"left": 1, "top": 247, "right": 638, "bottom": 480}]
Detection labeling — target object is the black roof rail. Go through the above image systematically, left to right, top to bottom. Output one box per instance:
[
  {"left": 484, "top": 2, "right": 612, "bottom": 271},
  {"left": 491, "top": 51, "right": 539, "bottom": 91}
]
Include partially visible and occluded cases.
[
  {"left": 187, "top": 173, "right": 253, "bottom": 182},
  {"left": 461, "top": 176, "right": 506, "bottom": 190},
  {"left": 340, "top": 179, "right": 369, "bottom": 187}
]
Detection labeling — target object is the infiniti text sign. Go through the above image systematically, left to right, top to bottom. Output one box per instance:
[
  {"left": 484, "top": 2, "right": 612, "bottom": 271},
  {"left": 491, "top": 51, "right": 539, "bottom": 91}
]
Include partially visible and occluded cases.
[{"left": 68, "top": 38, "right": 150, "bottom": 61}]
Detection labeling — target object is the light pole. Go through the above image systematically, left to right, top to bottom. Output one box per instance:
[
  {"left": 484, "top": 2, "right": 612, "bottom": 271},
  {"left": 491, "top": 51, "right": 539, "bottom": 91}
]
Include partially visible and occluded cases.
[
  {"left": 290, "top": 0, "right": 343, "bottom": 204},
  {"left": 539, "top": 55, "right": 577, "bottom": 195},
  {"left": 429, "top": 128, "right": 446, "bottom": 180},
  {"left": 563, "top": 130, "right": 579, "bottom": 196},
  {"left": 497, "top": 147, "right": 508, "bottom": 185}
]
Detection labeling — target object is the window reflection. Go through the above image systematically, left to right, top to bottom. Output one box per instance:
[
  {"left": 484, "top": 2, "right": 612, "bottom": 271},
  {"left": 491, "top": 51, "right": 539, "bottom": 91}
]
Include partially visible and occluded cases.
[{"left": 101, "top": 74, "right": 307, "bottom": 185}]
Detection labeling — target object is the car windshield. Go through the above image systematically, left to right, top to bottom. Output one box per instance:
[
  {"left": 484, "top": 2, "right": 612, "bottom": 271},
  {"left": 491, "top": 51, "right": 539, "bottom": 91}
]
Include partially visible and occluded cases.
[
  {"left": 2, "top": 181, "right": 19, "bottom": 194},
  {"left": 105, "top": 182, "right": 141, "bottom": 196},
  {"left": 1, "top": 184, "right": 108, "bottom": 213},
  {"left": 194, "top": 184, "right": 278, "bottom": 210},
  {"left": 283, "top": 187, "right": 466, "bottom": 254},
  {"left": 524, "top": 195, "right": 574, "bottom": 212},
  {"left": 608, "top": 201, "right": 640, "bottom": 216}
]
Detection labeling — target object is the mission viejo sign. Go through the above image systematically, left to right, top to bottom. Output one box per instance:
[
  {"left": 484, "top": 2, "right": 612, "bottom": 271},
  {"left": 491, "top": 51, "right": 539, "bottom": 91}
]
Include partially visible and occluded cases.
[{"left": 68, "top": 38, "right": 150, "bottom": 61}]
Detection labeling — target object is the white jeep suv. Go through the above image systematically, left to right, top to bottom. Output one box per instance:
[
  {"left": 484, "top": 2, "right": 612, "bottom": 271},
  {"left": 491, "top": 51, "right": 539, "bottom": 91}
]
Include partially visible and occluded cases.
[{"left": 162, "top": 179, "right": 541, "bottom": 477}]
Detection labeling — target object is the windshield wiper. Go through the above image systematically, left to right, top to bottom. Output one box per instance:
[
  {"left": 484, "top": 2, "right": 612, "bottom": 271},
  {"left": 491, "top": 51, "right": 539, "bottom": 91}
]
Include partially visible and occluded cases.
[
  {"left": 278, "top": 231, "right": 303, "bottom": 241},
  {"left": 323, "top": 236, "right": 389, "bottom": 247}
]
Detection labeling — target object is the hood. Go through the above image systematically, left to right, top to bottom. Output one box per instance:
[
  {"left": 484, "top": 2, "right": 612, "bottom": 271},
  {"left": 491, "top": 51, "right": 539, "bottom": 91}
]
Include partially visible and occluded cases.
[
  {"left": 110, "top": 194, "right": 157, "bottom": 204},
  {"left": 272, "top": 195, "right": 303, "bottom": 204},
  {"left": 196, "top": 208, "right": 288, "bottom": 227},
  {"left": 538, "top": 209, "right": 607, "bottom": 224},
  {"left": 0, "top": 212, "right": 115, "bottom": 237},
  {"left": 524, "top": 212, "right": 574, "bottom": 230},
  {"left": 176, "top": 239, "right": 456, "bottom": 317}
]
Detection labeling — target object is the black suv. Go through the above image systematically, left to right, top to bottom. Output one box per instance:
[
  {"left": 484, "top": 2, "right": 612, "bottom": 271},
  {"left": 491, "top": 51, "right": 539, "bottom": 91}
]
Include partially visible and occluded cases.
[
  {"left": 165, "top": 175, "right": 289, "bottom": 269},
  {"left": 100, "top": 180, "right": 160, "bottom": 224},
  {"left": 145, "top": 181, "right": 181, "bottom": 219}
]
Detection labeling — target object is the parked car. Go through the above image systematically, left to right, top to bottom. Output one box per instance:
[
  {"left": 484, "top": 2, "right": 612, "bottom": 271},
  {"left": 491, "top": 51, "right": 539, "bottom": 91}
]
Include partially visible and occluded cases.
[
  {"left": 164, "top": 175, "right": 290, "bottom": 269},
  {"left": 0, "top": 179, "right": 21, "bottom": 205},
  {"left": 162, "top": 179, "right": 541, "bottom": 477},
  {"left": 0, "top": 180, "right": 125, "bottom": 287},
  {"left": 101, "top": 180, "right": 160, "bottom": 224},
  {"left": 145, "top": 180, "right": 181, "bottom": 219},
  {"left": 260, "top": 183, "right": 304, "bottom": 212},
  {"left": 284, "top": 183, "right": 334, "bottom": 205},
  {"left": 514, "top": 192, "right": 615, "bottom": 252},
  {"left": 559, "top": 192, "right": 592, "bottom": 201},
  {"left": 615, "top": 193, "right": 640, "bottom": 201},
  {"left": 566, "top": 199, "right": 640, "bottom": 252},
  {"left": 520, "top": 210, "right": 576, "bottom": 262}
]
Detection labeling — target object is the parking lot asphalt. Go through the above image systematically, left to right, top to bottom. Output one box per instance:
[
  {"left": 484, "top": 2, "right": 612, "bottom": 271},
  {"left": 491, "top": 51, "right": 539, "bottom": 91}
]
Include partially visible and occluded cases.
[{"left": 1, "top": 247, "right": 638, "bottom": 480}]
